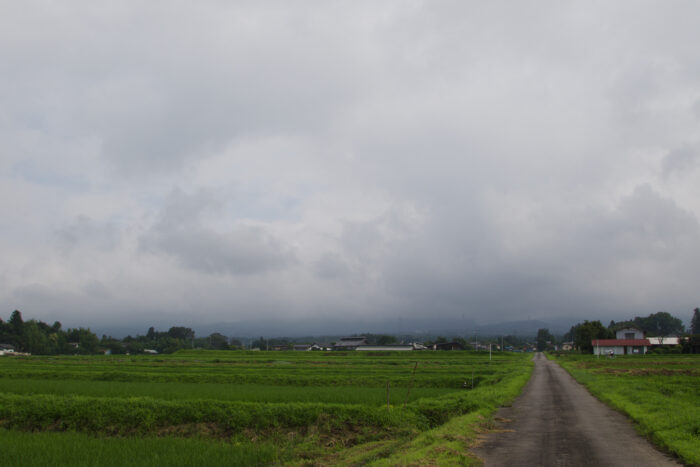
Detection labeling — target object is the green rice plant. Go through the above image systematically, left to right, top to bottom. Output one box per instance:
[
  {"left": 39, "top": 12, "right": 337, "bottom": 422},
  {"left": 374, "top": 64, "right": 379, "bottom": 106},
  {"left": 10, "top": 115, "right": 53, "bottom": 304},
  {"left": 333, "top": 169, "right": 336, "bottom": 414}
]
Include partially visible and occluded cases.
[
  {"left": 0, "top": 350, "right": 534, "bottom": 465},
  {"left": 0, "top": 379, "right": 456, "bottom": 405},
  {"left": 0, "top": 393, "right": 425, "bottom": 435},
  {"left": 0, "top": 429, "right": 278, "bottom": 466}
]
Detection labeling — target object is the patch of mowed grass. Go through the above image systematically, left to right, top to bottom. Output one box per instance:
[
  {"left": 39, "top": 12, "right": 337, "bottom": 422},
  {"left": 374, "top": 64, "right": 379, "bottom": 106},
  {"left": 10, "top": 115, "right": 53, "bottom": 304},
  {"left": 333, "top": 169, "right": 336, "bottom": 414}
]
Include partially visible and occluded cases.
[
  {"left": 553, "top": 354, "right": 700, "bottom": 465},
  {"left": 0, "top": 429, "right": 277, "bottom": 466}
]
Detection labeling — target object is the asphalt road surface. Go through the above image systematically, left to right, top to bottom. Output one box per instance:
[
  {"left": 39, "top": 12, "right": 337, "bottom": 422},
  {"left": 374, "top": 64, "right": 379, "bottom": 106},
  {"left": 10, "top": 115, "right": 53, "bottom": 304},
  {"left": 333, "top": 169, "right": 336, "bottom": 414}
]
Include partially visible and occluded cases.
[{"left": 473, "top": 353, "right": 681, "bottom": 467}]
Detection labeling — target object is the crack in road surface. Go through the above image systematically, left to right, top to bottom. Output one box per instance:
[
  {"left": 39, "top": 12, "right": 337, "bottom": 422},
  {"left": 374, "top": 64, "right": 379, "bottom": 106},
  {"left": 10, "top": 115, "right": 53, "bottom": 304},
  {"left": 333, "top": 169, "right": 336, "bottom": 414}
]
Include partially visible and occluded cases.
[{"left": 473, "top": 353, "right": 680, "bottom": 467}]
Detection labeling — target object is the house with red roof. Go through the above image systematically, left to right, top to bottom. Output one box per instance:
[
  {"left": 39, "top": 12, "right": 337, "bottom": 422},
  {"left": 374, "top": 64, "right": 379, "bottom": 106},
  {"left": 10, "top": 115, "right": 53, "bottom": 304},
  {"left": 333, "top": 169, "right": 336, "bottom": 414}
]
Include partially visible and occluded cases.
[{"left": 592, "top": 327, "right": 649, "bottom": 355}]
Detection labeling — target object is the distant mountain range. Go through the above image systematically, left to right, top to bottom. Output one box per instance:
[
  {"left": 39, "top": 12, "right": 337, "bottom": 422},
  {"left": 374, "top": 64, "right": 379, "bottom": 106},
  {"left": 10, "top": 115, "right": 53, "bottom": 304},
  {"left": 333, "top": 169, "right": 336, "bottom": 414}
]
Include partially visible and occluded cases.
[{"left": 92, "top": 315, "right": 577, "bottom": 340}]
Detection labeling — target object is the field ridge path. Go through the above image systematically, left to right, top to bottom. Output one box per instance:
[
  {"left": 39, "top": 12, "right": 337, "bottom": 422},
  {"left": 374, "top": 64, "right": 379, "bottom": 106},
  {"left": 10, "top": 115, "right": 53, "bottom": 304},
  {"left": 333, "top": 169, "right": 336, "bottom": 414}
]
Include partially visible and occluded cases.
[{"left": 473, "top": 352, "right": 681, "bottom": 467}]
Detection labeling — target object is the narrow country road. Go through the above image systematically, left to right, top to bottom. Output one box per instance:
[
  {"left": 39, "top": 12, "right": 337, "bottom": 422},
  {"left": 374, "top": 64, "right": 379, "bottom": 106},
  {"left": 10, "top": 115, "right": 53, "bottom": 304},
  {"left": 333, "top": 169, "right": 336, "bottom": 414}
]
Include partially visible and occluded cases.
[{"left": 473, "top": 353, "right": 680, "bottom": 466}]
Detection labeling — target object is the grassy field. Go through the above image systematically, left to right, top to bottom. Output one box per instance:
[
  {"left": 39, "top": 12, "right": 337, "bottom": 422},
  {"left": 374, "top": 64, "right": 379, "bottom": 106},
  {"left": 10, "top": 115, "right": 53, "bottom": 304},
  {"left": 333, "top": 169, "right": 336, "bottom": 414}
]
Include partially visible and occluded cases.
[
  {"left": 0, "top": 350, "right": 533, "bottom": 465},
  {"left": 551, "top": 353, "right": 700, "bottom": 465}
]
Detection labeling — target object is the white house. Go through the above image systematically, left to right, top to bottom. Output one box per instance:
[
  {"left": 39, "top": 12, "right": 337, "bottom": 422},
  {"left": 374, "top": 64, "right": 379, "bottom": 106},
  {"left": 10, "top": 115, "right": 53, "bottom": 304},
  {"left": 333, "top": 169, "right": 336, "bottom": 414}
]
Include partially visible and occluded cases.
[{"left": 592, "top": 327, "right": 649, "bottom": 355}]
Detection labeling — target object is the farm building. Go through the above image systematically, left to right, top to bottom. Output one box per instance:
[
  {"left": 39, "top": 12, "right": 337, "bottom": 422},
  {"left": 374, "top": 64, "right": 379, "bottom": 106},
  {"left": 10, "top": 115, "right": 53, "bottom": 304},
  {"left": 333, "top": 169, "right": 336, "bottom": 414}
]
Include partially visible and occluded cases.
[
  {"left": 592, "top": 327, "right": 649, "bottom": 355},
  {"left": 333, "top": 336, "right": 368, "bottom": 350},
  {"left": 647, "top": 337, "right": 680, "bottom": 346},
  {"left": 592, "top": 339, "right": 650, "bottom": 355},
  {"left": 433, "top": 342, "right": 465, "bottom": 351},
  {"left": 356, "top": 345, "right": 414, "bottom": 351}
]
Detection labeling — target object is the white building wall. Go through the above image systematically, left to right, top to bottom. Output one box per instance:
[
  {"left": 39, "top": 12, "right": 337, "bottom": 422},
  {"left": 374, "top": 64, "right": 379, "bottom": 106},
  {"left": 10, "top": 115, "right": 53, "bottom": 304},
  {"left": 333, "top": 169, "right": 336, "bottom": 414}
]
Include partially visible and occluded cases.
[
  {"left": 615, "top": 328, "right": 644, "bottom": 339},
  {"left": 594, "top": 345, "right": 624, "bottom": 356}
]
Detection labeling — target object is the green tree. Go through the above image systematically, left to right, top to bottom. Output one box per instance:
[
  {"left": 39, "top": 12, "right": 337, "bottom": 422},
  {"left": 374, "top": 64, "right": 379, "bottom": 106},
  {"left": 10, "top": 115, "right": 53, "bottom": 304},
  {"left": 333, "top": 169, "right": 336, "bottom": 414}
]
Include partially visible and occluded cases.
[
  {"left": 691, "top": 308, "right": 700, "bottom": 335},
  {"left": 9, "top": 310, "right": 24, "bottom": 333},
  {"left": 634, "top": 312, "right": 684, "bottom": 337},
  {"left": 23, "top": 320, "right": 50, "bottom": 354},
  {"left": 571, "top": 320, "right": 610, "bottom": 353},
  {"left": 168, "top": 326, "right": 195, "bottom": 341},
  {"left": 65, "top": 328, "right": 100, "bottom": 354},
  {"left": 536, "top": 328, "right": 553, "bottom": 351},
  {"left": 207, "top": 333, "right": 229, "bottom": 350},
  {"left": 377, "top": 334, "right": 397, "bottom": 345},
  {"left": 101, "top": 335, "right": 126, "bottom": 354},
  {"left": 154, "top": 335, "right": 181, "bottom": 354},
  {"left": 251, "top": 336, "right": 267, "bottom": 350}
]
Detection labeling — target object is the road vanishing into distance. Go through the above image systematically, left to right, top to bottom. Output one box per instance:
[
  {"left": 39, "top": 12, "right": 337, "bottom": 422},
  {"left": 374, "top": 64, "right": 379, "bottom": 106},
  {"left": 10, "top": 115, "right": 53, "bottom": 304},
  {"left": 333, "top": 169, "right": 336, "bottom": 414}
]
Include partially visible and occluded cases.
[{"left": 473, "top": 353, "right": 680, "bottom": 467}]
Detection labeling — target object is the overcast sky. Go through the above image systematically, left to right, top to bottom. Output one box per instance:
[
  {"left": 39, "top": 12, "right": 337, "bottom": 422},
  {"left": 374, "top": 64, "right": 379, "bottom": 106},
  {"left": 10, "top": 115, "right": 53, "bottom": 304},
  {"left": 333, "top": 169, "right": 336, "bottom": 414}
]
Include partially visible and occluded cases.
[{"left": 2, "top": 1, "right": 700, "bottom": 334}]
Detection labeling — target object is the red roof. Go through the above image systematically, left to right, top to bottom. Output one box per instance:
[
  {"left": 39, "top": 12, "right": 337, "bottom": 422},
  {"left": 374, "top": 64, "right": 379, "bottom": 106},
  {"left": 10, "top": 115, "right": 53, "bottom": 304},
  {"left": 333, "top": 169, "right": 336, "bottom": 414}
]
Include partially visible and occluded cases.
[{"left": 591, "top": 339, "right": 650, "bottom": 346}]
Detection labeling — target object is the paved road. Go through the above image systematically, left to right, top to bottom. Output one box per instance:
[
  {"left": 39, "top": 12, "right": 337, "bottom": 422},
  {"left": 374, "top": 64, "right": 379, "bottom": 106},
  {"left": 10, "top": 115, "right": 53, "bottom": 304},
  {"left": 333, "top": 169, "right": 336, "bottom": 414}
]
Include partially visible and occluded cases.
[{"left": 473, "top": 353, "right": 680, "bottom": 467}]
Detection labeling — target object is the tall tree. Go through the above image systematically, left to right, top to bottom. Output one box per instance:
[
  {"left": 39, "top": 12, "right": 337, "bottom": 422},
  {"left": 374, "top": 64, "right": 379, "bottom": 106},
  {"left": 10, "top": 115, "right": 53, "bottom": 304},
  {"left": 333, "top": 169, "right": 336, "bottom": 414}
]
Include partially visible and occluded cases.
[
  {"left": 691, "top": 308, "right": 700, "bottom": 334},
  {"left": 9, "top": 310, "right": 24, "bottom": 335},
  {"left": 634, "top": 312, "right": 684, "bottom": 337},
  {"left": 23, "top": 320, "right": 50, "bottom": 354},
  {"left": 571, "top": 320, "right": 610, "bottom": 353},
  {"left": 168, "top": 326, "right": 195, "bottom": 341},
  {"left": 536, "top": 328, "right": 553, "bottom": 351},
  {"left": 207, "top": 333, "right": 229, "bottom": 350}
]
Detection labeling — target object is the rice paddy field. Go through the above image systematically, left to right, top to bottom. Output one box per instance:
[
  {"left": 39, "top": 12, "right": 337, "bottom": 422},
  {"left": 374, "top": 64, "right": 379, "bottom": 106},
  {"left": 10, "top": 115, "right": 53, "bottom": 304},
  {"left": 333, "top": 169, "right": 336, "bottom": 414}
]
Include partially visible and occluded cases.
[
  {"left": 0, "top": 350, "right": 533, "bottom": 466},
  {"left": 552, "top": 353, "right": 700, "bottom": 465}
]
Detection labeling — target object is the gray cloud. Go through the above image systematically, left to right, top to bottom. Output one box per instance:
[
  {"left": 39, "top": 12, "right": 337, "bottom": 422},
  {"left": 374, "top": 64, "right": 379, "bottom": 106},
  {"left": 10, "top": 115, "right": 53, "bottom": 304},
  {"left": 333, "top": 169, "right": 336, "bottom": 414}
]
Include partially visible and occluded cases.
[
  {"left": 2, "top": 2, "right": 700, "bottom": 333},
  {"left": 662, "top": 146, "right": 699, "bottom": 179},
  {"left": 141, "top": 188, "right": 296, "bottom": 275},
  {"left": 55, "top": 215, "right": 119, "bottom": 252},
  {"left": 313, "top": 253, "right": 350, "bottom": 281}
]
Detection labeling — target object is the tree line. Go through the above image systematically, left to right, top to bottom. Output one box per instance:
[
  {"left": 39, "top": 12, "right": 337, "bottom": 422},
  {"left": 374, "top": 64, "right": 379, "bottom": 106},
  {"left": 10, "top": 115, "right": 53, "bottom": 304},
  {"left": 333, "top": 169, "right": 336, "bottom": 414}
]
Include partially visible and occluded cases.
[{"left": 0, "top": 310, "right": 243, "bottom": 355}]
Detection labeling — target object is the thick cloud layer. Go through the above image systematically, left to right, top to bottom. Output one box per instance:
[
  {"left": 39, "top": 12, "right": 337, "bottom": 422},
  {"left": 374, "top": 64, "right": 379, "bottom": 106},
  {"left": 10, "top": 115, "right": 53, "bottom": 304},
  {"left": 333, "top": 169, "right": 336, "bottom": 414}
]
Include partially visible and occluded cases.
[{"left": 2, "top": 1, "right": 700, "bottom": 333}]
